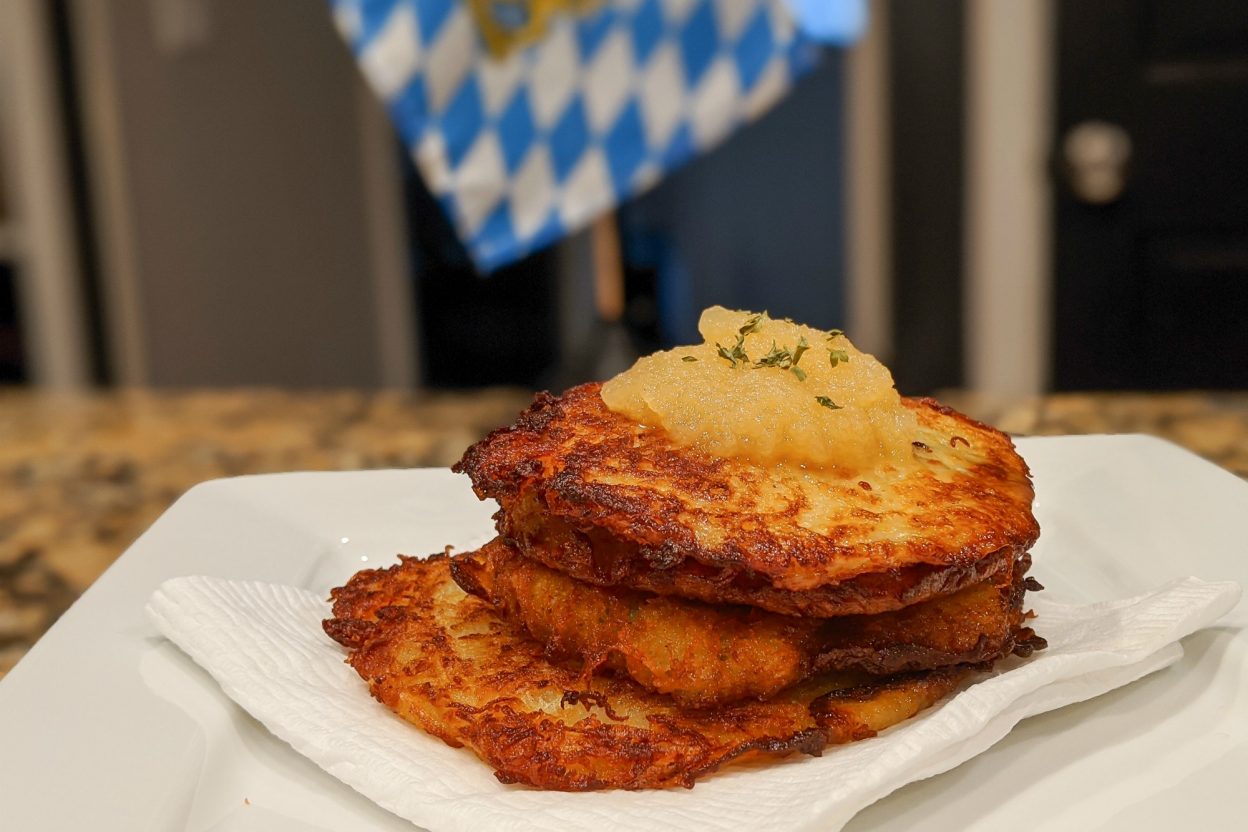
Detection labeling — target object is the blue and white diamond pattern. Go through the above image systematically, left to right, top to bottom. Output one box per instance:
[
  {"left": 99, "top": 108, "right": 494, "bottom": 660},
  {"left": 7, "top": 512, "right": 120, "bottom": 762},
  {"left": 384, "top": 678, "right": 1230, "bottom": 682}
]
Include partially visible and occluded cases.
[{"left": 332, "top": 0, "right": 818, "bottom": 271}]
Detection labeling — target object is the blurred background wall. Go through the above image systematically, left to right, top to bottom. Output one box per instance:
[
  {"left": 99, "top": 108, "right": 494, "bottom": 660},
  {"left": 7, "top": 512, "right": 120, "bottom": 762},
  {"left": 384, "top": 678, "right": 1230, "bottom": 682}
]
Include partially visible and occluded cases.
[{"left": 1, "top": 0, "right": 1245, "bottom": 395}]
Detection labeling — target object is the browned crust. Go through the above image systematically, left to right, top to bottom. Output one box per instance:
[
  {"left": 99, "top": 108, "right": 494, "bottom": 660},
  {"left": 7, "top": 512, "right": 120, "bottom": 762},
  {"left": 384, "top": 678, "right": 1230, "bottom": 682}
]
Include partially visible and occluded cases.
[
  {"left": 454, "top": 384, "right": 1039, "bottom": 599},
  {"left": 500, "top": 493, "right": 1019, "bottom": 617},
  {"left": 453, "top": 539, "right": 1032, "bottom": 706},
  {"left": 323, "top": 545, "right": 453, "bottom": 649},
  {"left": 808, "top": 552, "right": 1032, "bottom": 675},
  {"left": 323, "top": 555, "right": 987, "bottom": 790},
  {"left": 808, "top": 665, "right": 977, "bottom": 744}
]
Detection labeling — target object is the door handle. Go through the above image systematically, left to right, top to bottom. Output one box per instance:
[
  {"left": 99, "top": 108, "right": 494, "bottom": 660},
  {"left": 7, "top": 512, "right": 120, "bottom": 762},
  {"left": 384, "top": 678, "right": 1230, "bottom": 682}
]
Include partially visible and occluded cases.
[{"left": 1061, "top": 120, "right": 1132, "bottom": 204}]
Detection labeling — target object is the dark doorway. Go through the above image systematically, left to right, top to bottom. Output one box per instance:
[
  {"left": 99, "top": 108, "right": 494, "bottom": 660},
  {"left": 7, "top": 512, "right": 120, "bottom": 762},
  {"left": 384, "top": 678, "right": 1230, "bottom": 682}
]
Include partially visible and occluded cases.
[
  {"left": 889, "top": 0, "right": 965, "bottom": 395},
  {"left": 1054, "top": 0, "right": 1248, "bottom": 390},
  {"left": 400, "top": 155, "right": 559, "bottom": 390},
  {"left": 0, "top": 263, "right": 26, "bottom": 383}
]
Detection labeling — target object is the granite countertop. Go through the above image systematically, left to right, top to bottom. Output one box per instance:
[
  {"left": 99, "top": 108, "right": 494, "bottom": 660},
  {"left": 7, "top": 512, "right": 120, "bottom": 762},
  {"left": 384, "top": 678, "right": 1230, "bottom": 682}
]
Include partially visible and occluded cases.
[{"left": 2, "top": 387, "right": 1246, "bottom": 679}]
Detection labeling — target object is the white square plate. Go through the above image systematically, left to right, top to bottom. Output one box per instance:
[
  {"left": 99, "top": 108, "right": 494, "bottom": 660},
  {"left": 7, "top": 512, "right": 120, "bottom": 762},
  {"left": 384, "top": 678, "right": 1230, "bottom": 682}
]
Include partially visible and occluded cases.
[{"left": 0, "top": 435, "right": 1244, "bottom": 831}]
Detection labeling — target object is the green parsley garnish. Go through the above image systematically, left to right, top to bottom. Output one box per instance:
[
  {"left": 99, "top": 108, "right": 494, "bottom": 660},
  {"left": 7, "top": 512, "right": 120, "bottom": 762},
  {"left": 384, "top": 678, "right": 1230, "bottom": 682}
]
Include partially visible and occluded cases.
[
  {"left": 739, "top": 313, "right": 765, "bottom": 336},
  {"left": 826, "top": 329, "right": 845, "bottom": 340},
  {"left": 715, "top": 333, "right": 750, "bottom": 368},
  {"left": 750, "top": 334, "right": 810, "bottom": 381},
  {"left": 792, "top": 335, "right": 810, "bottom": 366},
  {"left": 753, "top": 341, "right": 790, "bottom": 368},
  {"left": 828, "top": 348, "right": 849, "bottom": 368},
  {"left": 681, "top": 355, "right": 698, "bottom": 363},
  {"left": 815, "top": 396, "right": 843, "bottom": 410}
]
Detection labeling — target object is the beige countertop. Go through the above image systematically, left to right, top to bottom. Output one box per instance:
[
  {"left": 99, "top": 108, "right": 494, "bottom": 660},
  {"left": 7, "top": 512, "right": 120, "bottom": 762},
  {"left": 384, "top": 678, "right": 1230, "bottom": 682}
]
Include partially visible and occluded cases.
[{"left": 2, "top": 387, "right": 1246, "bottom": 678}]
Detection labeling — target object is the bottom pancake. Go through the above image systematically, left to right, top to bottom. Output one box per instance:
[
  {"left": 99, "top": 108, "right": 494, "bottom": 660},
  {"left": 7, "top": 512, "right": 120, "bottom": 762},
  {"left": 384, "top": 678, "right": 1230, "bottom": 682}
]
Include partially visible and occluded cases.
[
  {"left": 453, "top": 539, "right": 1034, "bottom": 707},
  {"left": 324, "top": 554, "right": 980, "bottom": 790}
]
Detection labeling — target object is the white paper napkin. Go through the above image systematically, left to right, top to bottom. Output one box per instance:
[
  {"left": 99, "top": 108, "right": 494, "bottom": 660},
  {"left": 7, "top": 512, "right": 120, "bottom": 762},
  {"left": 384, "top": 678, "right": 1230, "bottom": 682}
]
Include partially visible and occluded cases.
[{"left": 146, "top": 576, "right": 1240, "bottom": 832}]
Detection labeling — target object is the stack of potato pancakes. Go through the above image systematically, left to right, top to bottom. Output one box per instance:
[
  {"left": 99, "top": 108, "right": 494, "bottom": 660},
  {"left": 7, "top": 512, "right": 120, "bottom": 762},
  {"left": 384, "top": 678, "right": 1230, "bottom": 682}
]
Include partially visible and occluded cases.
[{"left": 324, "top": 311, "right": 1045, "bottom": 791}]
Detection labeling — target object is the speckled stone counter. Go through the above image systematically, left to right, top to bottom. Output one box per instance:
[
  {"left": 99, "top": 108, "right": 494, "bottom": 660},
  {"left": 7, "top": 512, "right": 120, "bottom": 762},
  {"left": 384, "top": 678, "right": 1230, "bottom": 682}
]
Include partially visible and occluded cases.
[
  {"left": 0, "top": 387, "right": 533, "bottom": 678},
  {"left": 2, "top": 387, "right": 1246, "bottom": 678},
  {"left": 939, "top": 391, "right": 1248, "bottom": 477}
]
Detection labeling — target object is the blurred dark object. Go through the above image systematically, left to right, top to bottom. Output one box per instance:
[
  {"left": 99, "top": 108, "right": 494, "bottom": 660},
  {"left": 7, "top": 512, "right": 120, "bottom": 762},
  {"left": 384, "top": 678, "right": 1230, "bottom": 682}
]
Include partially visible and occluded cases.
[
  {"left": 889, "top": 0, "right": 964, "bottom": 393},
  {"left": 1055, "top": 0, "right": 1248, "bottom": 390},
  {"left": 620, "top": 54, "right": 849, "bottom": 348},
  {"left": 400, "top": 152, "right": 558, "bottom": 390},
  {"left": 542, "top": 215, "right": 645, "bottom": 391},
  {"left": 618, "top": 224, "right": 665, "bottom": 356},
  {"left": 0, "top": 263, "right": 27, "bottom": 383}
]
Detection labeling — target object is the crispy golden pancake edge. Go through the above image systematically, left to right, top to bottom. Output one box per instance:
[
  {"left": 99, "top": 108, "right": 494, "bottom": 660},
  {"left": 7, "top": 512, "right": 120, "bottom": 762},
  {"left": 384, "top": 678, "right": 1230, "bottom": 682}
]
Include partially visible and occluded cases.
[
  {"left": 455, "top": 383, "right": 1039, "bottom": 600},
  {"left": 451, "top": 539, "right": 1034, "bottom": 707},
  {"left": 323, "top": 555, "right": 992, "bottom": 790}
]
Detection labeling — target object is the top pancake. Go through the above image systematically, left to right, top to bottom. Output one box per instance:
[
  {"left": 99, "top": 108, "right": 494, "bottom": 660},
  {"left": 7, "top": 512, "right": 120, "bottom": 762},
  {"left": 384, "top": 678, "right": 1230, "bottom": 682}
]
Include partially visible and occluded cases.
[{"left": 455, "top": 383, "right": 1039, "bottom": 597}]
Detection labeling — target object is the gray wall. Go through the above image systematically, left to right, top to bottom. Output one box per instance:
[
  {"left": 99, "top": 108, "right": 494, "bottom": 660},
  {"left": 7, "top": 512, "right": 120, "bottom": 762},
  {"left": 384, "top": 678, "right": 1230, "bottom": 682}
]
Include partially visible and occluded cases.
[{"left": 79, "top": 0, "right": 396, "bottom": 387}]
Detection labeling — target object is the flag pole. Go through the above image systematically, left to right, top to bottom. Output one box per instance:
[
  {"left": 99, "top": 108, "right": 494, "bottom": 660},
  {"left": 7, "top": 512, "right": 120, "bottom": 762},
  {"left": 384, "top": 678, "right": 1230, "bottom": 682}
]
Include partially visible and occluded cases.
[{"left": 591, "top": 213, "right": 625, "bottom": 324}]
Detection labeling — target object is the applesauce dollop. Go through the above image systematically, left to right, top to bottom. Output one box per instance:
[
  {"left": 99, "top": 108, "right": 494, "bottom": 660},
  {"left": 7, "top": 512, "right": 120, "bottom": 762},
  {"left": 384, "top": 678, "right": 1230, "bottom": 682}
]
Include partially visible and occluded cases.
[{"left": 600, "top": 307, "right": 917, "bottom": 471}]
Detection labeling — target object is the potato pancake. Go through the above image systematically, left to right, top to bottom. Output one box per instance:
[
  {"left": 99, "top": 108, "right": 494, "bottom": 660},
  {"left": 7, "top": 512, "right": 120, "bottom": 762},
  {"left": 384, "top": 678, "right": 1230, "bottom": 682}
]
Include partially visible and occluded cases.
[
  {"left": 324, "top": 309, "right": 1046, "bottom": 792},
  {"left": 455, "top": 384, "right": 1038, "bottom": 614},
  {"left": 500, "top": 490, "right": 1017, "bottom": 617},
  {"left": 452, "top": 539, "right": 1032, "bottom": 707},
  {"left": 323, "top": 554, "right": 977, "bottom": 790}
]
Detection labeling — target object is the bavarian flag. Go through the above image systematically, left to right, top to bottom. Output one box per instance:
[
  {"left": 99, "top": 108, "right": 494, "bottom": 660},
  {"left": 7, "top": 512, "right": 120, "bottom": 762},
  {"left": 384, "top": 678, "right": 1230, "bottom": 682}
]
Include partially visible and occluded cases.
[{"left": 330, "top": 1, "right": 861, "bottom": 271}]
